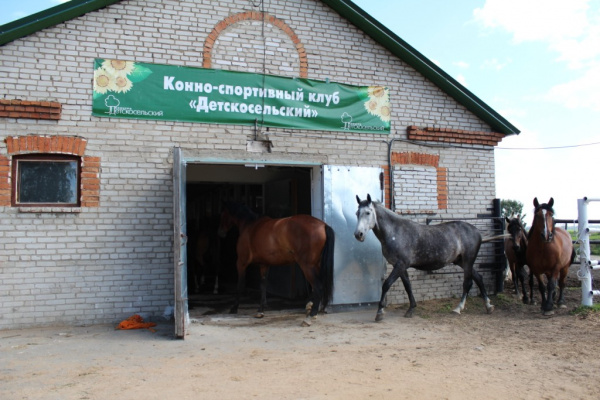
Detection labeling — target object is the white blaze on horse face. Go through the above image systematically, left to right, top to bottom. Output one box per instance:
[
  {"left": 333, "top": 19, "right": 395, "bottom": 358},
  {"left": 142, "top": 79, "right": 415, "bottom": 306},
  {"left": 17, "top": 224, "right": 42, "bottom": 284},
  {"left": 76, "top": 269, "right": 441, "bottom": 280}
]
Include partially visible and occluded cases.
[
  {"left": 354, "top": 204, "right": 376, "bottom": 242},
  {"left": 542, "top": 209, "right": 549, "bottom": 241}
]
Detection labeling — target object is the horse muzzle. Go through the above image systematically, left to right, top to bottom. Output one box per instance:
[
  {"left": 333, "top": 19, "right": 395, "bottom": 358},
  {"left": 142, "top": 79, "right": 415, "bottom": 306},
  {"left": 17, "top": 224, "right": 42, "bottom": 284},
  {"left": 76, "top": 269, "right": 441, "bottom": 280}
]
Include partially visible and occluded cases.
[{"left": 354, "top": 231, "right": 365, "bottom": 242}]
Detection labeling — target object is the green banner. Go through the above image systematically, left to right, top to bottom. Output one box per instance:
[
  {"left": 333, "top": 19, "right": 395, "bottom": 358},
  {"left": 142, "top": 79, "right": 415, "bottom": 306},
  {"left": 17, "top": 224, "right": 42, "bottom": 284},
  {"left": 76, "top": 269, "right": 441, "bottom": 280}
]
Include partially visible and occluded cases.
[{"left": 92, "top": 59, "right": 390, "bottom": 134}]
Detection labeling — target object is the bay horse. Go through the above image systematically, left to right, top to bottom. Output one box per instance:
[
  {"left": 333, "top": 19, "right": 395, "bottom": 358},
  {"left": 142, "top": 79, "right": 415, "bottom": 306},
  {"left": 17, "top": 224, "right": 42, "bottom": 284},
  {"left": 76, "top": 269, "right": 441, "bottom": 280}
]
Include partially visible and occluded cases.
[
  {"left": 354, "top": 194, "right": 505, "bottom": 322},
  {"left": 525, "top": 197, "right": 575, "bottom": 315},
  {"left": 217, "top": 202, "right": 335, "bottom": 326},
  {"left": 504, "top": 216, "right": 531, "bottom": 304}
]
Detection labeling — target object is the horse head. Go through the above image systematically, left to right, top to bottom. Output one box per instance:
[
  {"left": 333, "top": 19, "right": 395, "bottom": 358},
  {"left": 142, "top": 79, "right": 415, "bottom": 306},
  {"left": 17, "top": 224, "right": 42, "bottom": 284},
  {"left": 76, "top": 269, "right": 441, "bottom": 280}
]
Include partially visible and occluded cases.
[
  {"left": 354, "top": 194, "right": 377, "bottom": 242},
  {"left": 532, "top": 197, "right": 555, "bottom": 242},
  {"left": 217, "top": 202, "right": 241, "bottom": 238},
  {"left": 506, "top": 215, "right": 527, "bottom": 252}
]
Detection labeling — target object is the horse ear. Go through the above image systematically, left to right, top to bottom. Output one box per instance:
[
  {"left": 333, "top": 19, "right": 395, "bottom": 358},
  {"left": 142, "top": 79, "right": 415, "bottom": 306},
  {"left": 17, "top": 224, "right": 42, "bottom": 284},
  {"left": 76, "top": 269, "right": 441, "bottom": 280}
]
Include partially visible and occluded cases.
[
  {"left": 367, "top": 194, "right": 372, "bottom": 204},
  {"left": 356, "top": 195, "right": 361, "bottom": 204},
  {"left": 533, "top": 197, "right": 539, "bottom": 208},
  {"left": 548, "top": 197, "right": 554, "bottom": 208}
]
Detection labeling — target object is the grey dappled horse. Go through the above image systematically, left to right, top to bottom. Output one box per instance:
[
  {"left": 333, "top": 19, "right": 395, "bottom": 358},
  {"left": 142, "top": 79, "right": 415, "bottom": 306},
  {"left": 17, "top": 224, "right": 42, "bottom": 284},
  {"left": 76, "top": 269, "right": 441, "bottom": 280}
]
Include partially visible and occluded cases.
[{"left": 354, "top": 194, "right": 498, "bottom": 321}]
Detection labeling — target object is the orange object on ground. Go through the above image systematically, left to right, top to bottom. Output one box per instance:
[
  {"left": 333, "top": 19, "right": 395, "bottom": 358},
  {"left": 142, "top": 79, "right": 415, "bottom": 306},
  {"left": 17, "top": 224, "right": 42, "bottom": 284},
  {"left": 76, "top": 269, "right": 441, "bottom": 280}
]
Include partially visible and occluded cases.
[{"left": 116, "top": 315, "right": 157, "bottom": 332}]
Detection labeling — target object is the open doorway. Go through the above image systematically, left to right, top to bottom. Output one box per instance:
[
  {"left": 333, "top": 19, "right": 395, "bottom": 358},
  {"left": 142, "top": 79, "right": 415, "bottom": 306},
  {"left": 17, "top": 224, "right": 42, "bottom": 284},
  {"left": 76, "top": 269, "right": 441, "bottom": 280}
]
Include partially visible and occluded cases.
[{"left": 184, "top": 164, "right": 314, "bottom": 317}]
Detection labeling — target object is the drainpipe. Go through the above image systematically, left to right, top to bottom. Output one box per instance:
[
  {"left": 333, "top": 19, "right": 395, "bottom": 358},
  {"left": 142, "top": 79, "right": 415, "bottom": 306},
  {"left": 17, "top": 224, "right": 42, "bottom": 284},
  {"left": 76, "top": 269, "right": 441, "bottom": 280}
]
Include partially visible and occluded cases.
[{"left": 387, "top": 138, "right": 397, "bottom": 212}]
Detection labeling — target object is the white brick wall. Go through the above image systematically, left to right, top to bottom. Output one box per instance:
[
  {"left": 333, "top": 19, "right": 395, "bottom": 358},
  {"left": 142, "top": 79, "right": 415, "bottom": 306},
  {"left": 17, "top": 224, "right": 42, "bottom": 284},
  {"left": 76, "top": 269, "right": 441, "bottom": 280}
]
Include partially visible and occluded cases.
[{"left": 0, "top": 0, "right": 499, "bottom": 329}]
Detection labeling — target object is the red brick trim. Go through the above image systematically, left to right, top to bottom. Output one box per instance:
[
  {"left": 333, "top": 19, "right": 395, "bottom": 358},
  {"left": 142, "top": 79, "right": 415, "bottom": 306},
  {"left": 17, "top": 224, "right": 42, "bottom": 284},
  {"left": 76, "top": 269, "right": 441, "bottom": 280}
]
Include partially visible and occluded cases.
[
  {"left": 203, "top": 12, "right": 308, "bottom": 78},
  {"left": 0, "top": 99, "right": 61, "bottom": 120},
  {"left": 407, "top": 126, "right": 505, "bottom": 146},
  {"left": 1, "top": 135, "right": 99, "bottom": 207},
  {"left": 5, "top": 135, "right": 87, "bottom": 156},
  {"left": 384, "top": 151, "right": 448, "bottom": 211},
  {"left": 0, "top": 156, "right": 9, "bottom": 206},
  {"left": 81, "top": 156, "right": 100, "bottom": 207}
]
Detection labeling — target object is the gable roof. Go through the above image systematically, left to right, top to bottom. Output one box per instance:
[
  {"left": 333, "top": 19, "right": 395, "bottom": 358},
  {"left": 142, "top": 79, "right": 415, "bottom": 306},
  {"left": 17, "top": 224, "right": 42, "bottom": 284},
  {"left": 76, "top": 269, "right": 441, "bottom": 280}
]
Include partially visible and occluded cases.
[{"left": 0, "top": 0, "right": 520, "bottom": 135}]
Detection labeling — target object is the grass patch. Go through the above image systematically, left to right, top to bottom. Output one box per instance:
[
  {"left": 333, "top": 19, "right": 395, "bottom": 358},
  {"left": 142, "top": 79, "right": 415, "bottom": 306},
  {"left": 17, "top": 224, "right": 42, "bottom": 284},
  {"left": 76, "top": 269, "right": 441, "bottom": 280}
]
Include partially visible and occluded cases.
[
  {"left": 569, "top": 230, "right": 600, "bottom": 256},
  {"left": 571, "top": 303, "right": 600, "bottom": 317}
]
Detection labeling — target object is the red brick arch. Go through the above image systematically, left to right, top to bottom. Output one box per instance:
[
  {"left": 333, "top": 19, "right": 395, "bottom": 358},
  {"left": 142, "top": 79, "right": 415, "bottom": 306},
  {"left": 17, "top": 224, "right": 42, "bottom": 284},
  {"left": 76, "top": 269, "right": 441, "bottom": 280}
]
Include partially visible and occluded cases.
[{"left": 203, "top": 11, "right": 308, "bottom": 78}]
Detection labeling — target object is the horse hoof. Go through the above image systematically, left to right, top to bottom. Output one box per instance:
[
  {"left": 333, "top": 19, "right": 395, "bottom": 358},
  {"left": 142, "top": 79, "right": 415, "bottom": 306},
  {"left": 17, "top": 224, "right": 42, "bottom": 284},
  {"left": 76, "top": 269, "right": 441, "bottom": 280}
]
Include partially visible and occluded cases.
[
  {"left": 305, "top": 302, "right": 313, "bottom": 317},
  {"left": 558, "top": 304, "right": 567, "bottom": 309},
  {"left": 486, "top": 305, "right": 495, "bottom": 314},
  {"left": 452, "top": 307, "right": 462, "bottom": 315},
  {"left": 404, "top": 309, "right": 414, "bottom": 318},
  {"left": 543, "top": 310, "right": 555, "bottom": 316},
  {"left": 254, "top": 312, "right": 265, "bottom": 319},
  {"left": 375, "top": 312, "right": 384, "bottom": 322},
  {"left": 301, "top": 317, "right": 316, "bottom": 327}
]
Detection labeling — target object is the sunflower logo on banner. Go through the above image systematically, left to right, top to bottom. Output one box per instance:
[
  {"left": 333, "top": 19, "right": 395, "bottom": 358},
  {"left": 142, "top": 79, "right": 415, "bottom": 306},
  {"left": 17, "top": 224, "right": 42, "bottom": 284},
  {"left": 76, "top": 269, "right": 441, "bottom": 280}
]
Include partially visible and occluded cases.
[{"left": 93, "top": 60, "right": 152, "bottom": 98}]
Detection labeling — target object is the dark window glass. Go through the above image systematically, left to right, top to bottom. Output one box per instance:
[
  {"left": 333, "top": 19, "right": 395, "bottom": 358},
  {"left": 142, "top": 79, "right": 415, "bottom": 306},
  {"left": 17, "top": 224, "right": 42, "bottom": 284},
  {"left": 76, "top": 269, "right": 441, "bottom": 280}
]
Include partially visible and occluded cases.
[{"left": 13, "top": 155, "right": 80, "bottom": 206}]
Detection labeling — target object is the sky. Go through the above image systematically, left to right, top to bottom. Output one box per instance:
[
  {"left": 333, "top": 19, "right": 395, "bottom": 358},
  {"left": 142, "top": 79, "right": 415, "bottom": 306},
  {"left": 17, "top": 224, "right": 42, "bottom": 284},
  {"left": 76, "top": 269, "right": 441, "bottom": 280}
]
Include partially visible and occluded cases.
[{"left": 2, "top": 0, "right": 600, "bottom": 222}]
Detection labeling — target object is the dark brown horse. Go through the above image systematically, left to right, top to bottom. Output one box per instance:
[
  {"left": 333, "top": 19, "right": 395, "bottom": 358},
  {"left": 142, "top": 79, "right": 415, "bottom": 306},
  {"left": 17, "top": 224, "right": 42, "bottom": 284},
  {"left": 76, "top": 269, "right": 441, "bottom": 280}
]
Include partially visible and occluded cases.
[
  {"left": 525, "top": 197, "right": 575, "bottom": 315},
  {"left": 217, "top": 202, "right": 335, "bottom": 326},
  {"left": 504, "top": 216, "right": 531, "bottom": 304}
]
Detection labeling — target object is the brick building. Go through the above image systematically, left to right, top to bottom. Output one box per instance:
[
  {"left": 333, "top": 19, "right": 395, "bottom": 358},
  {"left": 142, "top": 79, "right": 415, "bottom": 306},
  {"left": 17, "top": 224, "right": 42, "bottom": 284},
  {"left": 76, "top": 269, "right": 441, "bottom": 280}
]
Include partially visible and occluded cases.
[{"left": 0, "top": 0, "right": 518, "bottom": 335}]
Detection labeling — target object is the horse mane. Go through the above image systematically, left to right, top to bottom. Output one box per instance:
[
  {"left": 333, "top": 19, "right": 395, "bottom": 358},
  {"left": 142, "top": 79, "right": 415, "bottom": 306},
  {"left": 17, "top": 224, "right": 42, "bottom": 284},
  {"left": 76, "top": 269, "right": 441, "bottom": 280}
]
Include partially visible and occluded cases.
[{"left": 537, "top": 203, "right": 555, "bottom": 214}]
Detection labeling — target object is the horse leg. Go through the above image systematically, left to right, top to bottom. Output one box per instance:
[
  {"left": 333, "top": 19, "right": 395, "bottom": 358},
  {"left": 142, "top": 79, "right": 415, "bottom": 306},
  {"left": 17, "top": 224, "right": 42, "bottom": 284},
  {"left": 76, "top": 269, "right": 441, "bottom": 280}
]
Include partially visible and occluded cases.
[
  {"left": 509, "top": 261, "right": 520, "bottom": 297},
  {"left": 230, "top": 263, "right": 247, "bottom": 314},
  {"left": 376, "top": 265, "right": 404, "bottom": 322},
  {"left": 517, "top": 265, "right": 529, "bottom": 304},
  {"left": 256, "top": 266, "right": 269, "bottom": 318},
  {"left": 556, "top": 267, "right": 568, "bottom": 308},
  {"left": 301, "top": 268, "right": 321, "bottom": 327},
  {"left": 398, "top": 268, "right": 417, "bottom": 318},
  {"left": 464, "top": 268, "right": 494, "bottom": 314},
  {"left": 528, "top": 272, "right": 536, "bottom": 305},
  {"left": 453, "top": 273, "right": 472, "bottom": 314},
  {"left": 536, "top": 274, "right": 547, "bottom": 312},
  {"left": 543, "top": 275, "right": 557, "bottom": 316}
]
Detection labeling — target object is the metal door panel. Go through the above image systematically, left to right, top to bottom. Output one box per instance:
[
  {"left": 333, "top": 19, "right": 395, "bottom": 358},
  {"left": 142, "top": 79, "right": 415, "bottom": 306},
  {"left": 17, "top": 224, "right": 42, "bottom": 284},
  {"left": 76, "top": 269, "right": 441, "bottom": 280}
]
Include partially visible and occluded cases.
[{"left": 323, "top": 165, "right": 385, "bottom": 305}]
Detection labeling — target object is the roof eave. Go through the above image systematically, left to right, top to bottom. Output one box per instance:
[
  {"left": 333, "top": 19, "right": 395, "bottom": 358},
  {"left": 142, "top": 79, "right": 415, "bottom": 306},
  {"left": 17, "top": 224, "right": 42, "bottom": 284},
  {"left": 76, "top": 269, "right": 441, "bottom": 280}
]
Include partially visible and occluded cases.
[
  {"left": 0, "top": 0, "right": 122, "bottom": 46},
  {"left": 1, "top": 0, "right": 520, "bottom": 135},
  {"left": 322, "top": 0, "right": 520, "bottom": 135}
]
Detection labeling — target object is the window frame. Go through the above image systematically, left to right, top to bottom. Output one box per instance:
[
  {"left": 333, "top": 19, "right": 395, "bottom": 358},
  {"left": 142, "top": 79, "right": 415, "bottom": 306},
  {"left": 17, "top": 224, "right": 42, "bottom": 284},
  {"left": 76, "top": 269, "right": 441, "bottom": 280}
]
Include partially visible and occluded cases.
[{"left": 11, "top": 154, "right": 82, "bottom": 207}]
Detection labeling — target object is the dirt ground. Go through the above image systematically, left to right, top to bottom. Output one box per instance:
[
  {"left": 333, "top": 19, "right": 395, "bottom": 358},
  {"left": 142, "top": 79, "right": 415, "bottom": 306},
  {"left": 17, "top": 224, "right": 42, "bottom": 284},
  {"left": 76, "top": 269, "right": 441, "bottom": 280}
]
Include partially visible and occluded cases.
[{"left": 2, "top": 274, "right": 600, "bottom": 400}]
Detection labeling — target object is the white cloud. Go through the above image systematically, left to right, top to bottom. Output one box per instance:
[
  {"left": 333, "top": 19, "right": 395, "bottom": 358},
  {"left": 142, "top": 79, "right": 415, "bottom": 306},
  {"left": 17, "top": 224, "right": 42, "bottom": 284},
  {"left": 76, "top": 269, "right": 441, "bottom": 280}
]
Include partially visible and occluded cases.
[
  {"left": 474, "top": 0, "right": 590, "bottom": 44},
  {"left": 474, "top": 0, "right": 597, "bottom": 69},
  {"left": 475, "top": 0, "right": 600, "bottom": 111},
  {"left": 481, "top": 58, "right": 511, "bottom": 70},
  {"left": 453, "top": 61, "right": 469, "bottom": 69},
  {"left": 544, "top": 64, "right": 600, "bottom": 111},
  {"left": 455, "top": 74, "right": 467, "bottom": 86}
]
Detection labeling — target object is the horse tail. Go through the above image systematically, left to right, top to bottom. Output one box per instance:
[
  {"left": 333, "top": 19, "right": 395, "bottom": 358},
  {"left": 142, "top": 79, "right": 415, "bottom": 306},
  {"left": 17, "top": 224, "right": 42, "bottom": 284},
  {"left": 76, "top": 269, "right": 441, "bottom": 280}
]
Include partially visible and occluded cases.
[
  {"left": 319, "top": 224, "right": 335, "bottom": 309},
  {"left": 481, "top": 233, "right": 511, "bottom": 243},
  {"left": 569, "top": 247, "right": 576, "bottom": 266}
]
